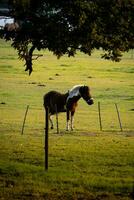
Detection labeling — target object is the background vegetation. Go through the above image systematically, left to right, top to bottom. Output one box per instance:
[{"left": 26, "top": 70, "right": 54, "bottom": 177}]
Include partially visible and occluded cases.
[
  {"left": 1, "top": 0, "right": 134, "bottom": 74},
  {"left": 0, "top": 39, "right": 134, "bottom": 199}
]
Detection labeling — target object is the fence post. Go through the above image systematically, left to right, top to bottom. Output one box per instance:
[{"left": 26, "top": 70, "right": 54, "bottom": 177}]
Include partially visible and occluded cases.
[
  {"left": 98, "top": 102, "right": 102, "bottom": 131},
  {"left": 115, "top": 103, "right": 123, "bottom": 132},
  {"left": 21, "top": 105, "right": 29, "bottom": 135},
  {"left": 45, "top": 107, "right": 49, "bottom": 170}
]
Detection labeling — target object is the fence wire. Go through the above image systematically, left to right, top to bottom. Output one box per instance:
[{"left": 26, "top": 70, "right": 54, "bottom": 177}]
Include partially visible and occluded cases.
[{"left": 0, "top": 102, "right": 134, "bottom": 134}]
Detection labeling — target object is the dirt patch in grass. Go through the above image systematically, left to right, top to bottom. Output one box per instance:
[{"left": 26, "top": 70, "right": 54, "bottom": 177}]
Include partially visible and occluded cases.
[
  {"left": 124, "top": 131, "right": 134, "bottom": 137},
  {"left": 78, "top": 132, "right": 97, "bottom": 137}
]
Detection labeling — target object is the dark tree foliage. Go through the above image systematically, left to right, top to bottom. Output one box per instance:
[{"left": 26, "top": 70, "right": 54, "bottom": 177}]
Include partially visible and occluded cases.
[{"left": 0, "top": 0, "right": 134, "bottom": 74}]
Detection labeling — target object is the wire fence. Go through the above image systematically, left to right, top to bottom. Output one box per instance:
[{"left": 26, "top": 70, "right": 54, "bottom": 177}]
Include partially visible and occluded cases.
[{"left": 0, "top": 101, "right": 134, "bottom": 134}]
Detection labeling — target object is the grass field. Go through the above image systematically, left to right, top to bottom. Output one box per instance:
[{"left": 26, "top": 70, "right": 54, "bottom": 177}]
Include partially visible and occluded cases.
[{"left": 0, "top": 39, "right": 134, "bottom": 199}]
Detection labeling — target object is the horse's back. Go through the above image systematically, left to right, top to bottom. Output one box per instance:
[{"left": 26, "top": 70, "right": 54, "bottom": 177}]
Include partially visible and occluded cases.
[
  {"left": 43, "top": 90, "right": 67, "bottom": 114},
  {"left": 44, "top": 91, "right": 60, "bottom": 105}
]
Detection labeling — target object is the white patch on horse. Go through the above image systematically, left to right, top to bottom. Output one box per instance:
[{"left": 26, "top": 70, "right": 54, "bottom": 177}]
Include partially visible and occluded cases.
[{"left": 67, "top": 85, "right": 83, "bottom": 102}]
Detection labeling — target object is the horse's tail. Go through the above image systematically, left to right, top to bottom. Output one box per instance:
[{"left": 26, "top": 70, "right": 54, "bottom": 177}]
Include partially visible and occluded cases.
[
  {"left": 43, "top": 91, "right": 55, "bottom": 114},
  {"left": 43, "top": 93, "right": 49, "bottom": 109}
]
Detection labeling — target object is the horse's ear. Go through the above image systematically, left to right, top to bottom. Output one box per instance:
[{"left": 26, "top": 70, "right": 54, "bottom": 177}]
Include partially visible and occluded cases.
[
  {"left": 80, "top": 85, "right": 89, "bottom": 94},
  {"left": 83, "top": 85, "right": 88, "bottom": 90},
  {"left": 84, "top": 85, "right": 89, "bottom": 90},
  {"left": 79, "top": 86, "right": 85, "bottom": 94}
]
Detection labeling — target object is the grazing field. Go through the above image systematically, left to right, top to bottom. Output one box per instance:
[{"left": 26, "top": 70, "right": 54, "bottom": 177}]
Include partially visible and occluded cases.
[{"left": 0, "top": 39, "right": 134, "bottom": 199}]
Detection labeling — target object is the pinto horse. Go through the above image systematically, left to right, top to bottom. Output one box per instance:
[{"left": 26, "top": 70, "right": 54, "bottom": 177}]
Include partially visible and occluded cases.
[{"left": 43, "top": 85, "right": 94, "bottom": 131}]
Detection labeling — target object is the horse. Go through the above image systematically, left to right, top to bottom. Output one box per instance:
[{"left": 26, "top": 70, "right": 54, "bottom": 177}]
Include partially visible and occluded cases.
[{"left": 43, "top": 85, "right": 94, "bottom": 131}]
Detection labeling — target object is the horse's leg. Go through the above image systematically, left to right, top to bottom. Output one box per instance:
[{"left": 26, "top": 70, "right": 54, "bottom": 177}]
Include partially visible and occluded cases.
[
  {"left": 66, "top": 109, "right": 70, "bottom": 131},
  {"left": 71, "top": 111, "right": 75, "bottom": 131},
  {"left": 49, "top": 114, "right": 54, "bottom": 129}
]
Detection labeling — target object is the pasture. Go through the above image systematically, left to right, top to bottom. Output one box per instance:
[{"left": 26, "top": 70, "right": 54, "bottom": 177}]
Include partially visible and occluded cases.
[{"left": 0, "top": 38, "right": 134, "bottom": 199}]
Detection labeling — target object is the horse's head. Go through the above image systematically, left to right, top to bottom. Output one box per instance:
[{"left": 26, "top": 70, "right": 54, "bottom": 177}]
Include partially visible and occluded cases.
[{"left": 79, "top": 86, "right": 94, "bottom": 105}]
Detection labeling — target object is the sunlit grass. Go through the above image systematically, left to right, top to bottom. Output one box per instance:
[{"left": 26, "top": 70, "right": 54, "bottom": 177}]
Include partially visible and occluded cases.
[{"left": 0, "top": 39, "right": 134, "bottom": 199}]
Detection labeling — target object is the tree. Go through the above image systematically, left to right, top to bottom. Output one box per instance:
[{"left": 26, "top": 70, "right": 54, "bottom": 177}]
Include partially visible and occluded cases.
[{"left": 0, "top": 0, "right": 134, "bottom": 74}]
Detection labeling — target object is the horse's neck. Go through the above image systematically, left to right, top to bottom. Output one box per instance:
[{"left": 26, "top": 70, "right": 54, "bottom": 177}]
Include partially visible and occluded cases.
[{"left": 66, "top": 93, "right": 81, "bottom": 104}]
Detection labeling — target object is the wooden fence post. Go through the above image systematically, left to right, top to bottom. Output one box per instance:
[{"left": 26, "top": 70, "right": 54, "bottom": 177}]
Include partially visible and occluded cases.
[
  {"left": 98, "top": 102, "right": 102, "bottom": 131},
  {"left": 115, "top": 103, "right": 123, "bottom": 132},
  {"left": 21, "top": 105, "right": 29, "bottom": 135},
  {"left": 45, "top": 107, "right": 49, "bottom": 170}
]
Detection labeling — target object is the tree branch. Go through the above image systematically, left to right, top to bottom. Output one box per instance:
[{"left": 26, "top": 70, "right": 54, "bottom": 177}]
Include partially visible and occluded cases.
[
  {"left": 24, "top": 45, "right": 36, "bottom": 75},
  {"left": 32, "top": 54, "right": 43, "bottom": 60}
]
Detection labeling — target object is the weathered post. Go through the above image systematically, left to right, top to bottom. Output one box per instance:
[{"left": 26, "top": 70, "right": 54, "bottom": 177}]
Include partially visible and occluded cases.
[
  {"left": 98, "top": 102, "right": 102, "bottom": 131},
  {"left": 115, "top": 103, "right": 123, "bottom": 132},
  {"left": 55, "top": 104, "right": 59, "bottom": 134},
  {"left": 21, "top": 105, "right": 29, "bottom": 135},
  {"left": 45, "top": 106, "right": 49, "bottom": 170}
]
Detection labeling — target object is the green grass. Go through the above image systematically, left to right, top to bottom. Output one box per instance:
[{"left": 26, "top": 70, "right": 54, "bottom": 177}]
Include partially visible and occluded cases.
[
  {"left": 0, "top": 39, "right": 134, "bottom": 199},
  {"left": 0, "top": 131, "right": 134, "bottom": 199}
]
